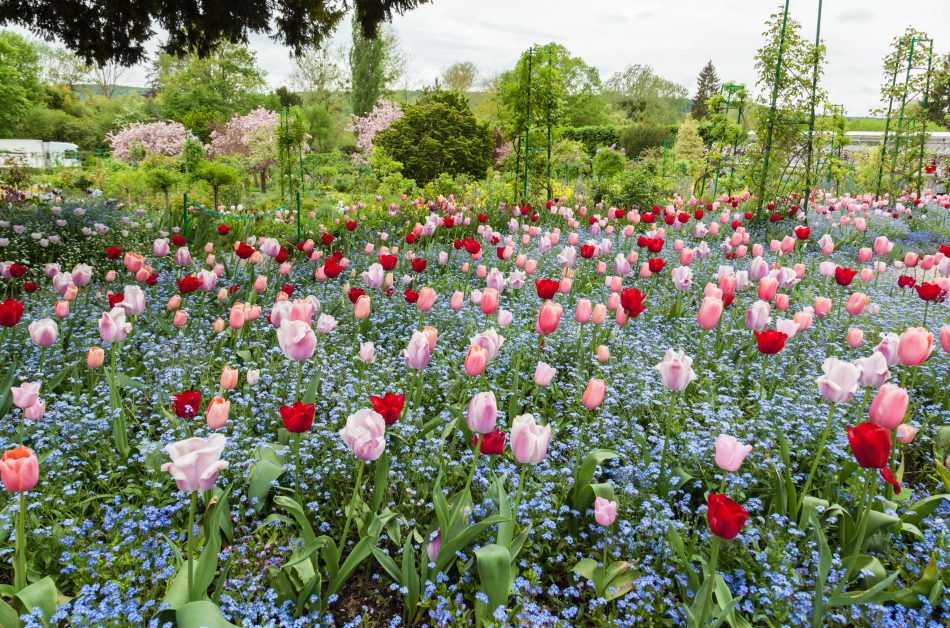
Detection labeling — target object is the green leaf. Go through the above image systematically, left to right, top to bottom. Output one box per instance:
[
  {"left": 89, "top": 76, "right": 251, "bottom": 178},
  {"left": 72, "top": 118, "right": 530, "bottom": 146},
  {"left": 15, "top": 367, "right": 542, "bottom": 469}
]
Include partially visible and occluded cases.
[
  {"left": 301, "top": 372, "right": 321, "bottom": 405},
  {"left": 568, "top": 449, "right": 618, "bottom": 511},
  {"left": 372, "top": 451, "right": 390, "bottom": 512},
  {"left": 247, "top": 458, "right": 284, "bottom": 512},
  {"left": 494, "top": 474, "right": 514, "bottom": 549},
  {"left": 900, "top": 494, "right": 948, "bottom": 528},
  {"left": 275, "top": 495, "right": 317, "bottom": 545},
  {"left": 435, "top": 514, "right": 510, "bottom": 574},
  {"left": 402, "top": 536, "right": 420, "bottom": 621},
  {"left": 328, "top": 537, "right": 374, "bottom": 595},
  {"left": 475, "top": 544, "right": 512, "bottom": 622},
  {"left": 371, "top": 546, "right": 401, "bottom": 583},
  {"left": 573, "top": 557, "right": 598, "bottom": 581},
  {"left": 827, "top": 572, "right": 899, "bottom": 607},
  {"left": 14, "top": 576, "right": 63, "bottom": 625},
  {"left": 0, "top": 598, "right": 19, "bottom": 628},
  {"left": 175, "top": 600, "right": 238, "bottom": 627}
]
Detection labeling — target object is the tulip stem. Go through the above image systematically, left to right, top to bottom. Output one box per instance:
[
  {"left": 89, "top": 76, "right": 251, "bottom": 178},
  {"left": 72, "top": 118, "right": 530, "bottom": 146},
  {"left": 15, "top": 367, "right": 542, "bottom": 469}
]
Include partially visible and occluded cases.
[
  {"left": 295, "top": 360, "right": 302, "bottom": 401},
  {"left": 658, "top": 395, "right": 679, "bottom": 497},
  {"left": 798, "top": 403, "right": 836, "bottom": 519},
  {"left": 294, "top": 433, "right": 303, "bottom": 504},
  {"left": 340, "top": 460, "right": 365, "bottom": 548},
  {"left": 511, "top": 464, "right": 530, "bottom": 524},
  {"left": 834, "top": 468, "right": 876, "bottom": 597},
  {"left": 13, "top": 490, "right": 26, "bottom": 592},
  {"left": 186, "top": 490, "right": 198, "bottom": 601},
  {"left": 696, "top": 536, "right": 721, "bottom": 627}
]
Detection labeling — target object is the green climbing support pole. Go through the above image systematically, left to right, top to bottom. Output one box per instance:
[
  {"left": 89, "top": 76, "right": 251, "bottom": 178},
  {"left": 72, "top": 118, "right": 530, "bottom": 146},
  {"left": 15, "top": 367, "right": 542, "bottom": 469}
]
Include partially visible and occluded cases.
[
  {"left": 756, "top": 0, "right": 791, "bottom": 218},
  {"left": 802, "top": 0, "right": 824, "bottom": 214},
  {"left": 888, "top": 38, "right": 918, "bottom": 195},
  {"left": 914, "top": 38, "right": 934, "bottom": 198},
  {"left": 876, "top": 39, "right": 905, "bottom": 199},
  {"left": 522, "top": 47, "right": 533, "bottom": 199},
  {"left": 712, "top": 83, "right": 737, "bottom": 199},
  {"left": 727, "top": 96, "right": 744, "bottom": 196},
  {"left": 182, "top": 192, "right": 189, "bottom": 238},
  {"left": 296, "top": 192, "right": 302, "bottom": 243}
]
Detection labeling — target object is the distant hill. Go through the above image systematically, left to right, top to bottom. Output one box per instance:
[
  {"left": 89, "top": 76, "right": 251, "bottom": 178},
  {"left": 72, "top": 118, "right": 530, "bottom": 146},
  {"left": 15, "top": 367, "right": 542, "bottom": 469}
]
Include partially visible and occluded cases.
[{"left": 73, "top": 84, "right": 150, "bottom": 99}]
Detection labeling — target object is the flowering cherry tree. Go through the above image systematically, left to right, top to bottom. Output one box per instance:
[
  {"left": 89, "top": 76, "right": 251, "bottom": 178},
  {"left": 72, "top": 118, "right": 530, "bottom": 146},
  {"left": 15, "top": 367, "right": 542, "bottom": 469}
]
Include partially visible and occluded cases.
[
  {"left": 350, "top": 99, "right": 403, "bottom": 164},
  {"left": 209, "top": 107, "right": 279, "bottom": 192},
  {"left": 107, "top": 121, "right": 188, "bottom": 163}
]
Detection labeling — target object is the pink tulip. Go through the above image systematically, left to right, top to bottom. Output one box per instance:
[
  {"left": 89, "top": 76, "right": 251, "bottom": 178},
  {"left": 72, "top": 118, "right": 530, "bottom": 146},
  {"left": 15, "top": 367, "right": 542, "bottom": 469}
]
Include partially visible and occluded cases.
[
  {"left": 757, "top": 276, "right": 778, "bottom": 301},
  {"left": 417, "top": 287, "right": 436, "bottom": 312},
  {"left": 480, "top": 288, "right": 499, "bottom": 315},
  {"left": 450, "top": 291, "right": 464, "bottom": 311},
  {"left": 845, "top": 292, "right": 869, "bottom": 315},
  {"left": 354, "top": 295, "right": 371, "bottom": 320},
  {"left": 697, "top": 297, "right": 723, "bottom": 330},
  {"left": 813, "top": 297, "right": 831, "bottom": 317},
  {"left": 575, "top": 298, "right": 592, "bottom": 324},
  {"left": 535, "top": 301, "right": 562, "bottom": 336},
  {"left": 99, "top": 308, "right": 130, "bottom": 344},
  {"left": 174, "top": 310, "right": 189, "bottom": 328},
  {"left": 28, "top": 318, "right": 58, "bottom": 347},
  {"left": 277, "top": 320, "right": 317, "bottom": 361},
  {"left": 941, "top": 325, "right": 950, "bottom": 353},
  {"left": 898, "top": 327, "right": 934, "bottom": 366},
  {"left": 846, "top": 328, "right": 864, "bottom": 347},
  {"left": 403, "top": 330, "right": 432, "bottom": 370},
  {"left": 464, "top": 345, "right": 488, "bottom": 377},
  {"left": 596, "top": 345, "right": 610, "bottom": 363},
  {"left": 86, "top": 346, "right": 105, "bottom": 369},
  {"left": 655, "top": 349, "right": 697, "bottom": 391},
  {"left": 815, "top": 357, "right": 860, "bottom": 403},
  {"left": 534, "top": 361, "right": 556, "bottom": 386},
  {"left": 220, "top": 366, "right": 238, "bottom": 390},
  {"left": 581, "top": 378, "right": 606, "bottom": 410},
  {"left": 11, "top": 382, "right": 40, "bottom": 410},
  {"left": 869, "top": 383, "right": 908, "bottom": 430},
  {"left": 466, "top": 391, "right": 497, "bottom": 433},
  {"left": 206, "top": 398, "right": 230, "bottom": 429},
  {"left": 339, "top": 409, "right": 387, "bottom": 461},
  {"left": 510, "top": 413, "right": 551, "bottom": 464},
  {"left": 896, "top": 424, "right": 917, "bottom": 444},
  {"left": 161, "top": 434, "right": 228, "bottom": 492},
  {"left": 714, "top": 434, "right": 752, "bottom": 472},
  {"left": 1, "top": 447, "right": 39, "bottom": 492},
  {"left": 593, "top": 496, "right": 617, "bottom": 527}
]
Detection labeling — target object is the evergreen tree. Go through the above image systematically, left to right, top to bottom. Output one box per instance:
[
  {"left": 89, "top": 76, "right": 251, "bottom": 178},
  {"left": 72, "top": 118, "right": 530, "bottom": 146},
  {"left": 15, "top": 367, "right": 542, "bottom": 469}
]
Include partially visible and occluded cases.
[
  {"left": 350, "top": 15, "right": 386, "bottom": 117},
  {"left": 690, "top": 61, "right": 720, "bottom": 120}
]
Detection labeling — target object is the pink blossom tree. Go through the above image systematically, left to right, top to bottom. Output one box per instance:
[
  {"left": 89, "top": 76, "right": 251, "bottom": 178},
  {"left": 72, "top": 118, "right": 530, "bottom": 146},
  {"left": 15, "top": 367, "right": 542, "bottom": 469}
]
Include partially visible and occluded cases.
[
  {"left": 350, "top": 99, "right": 403, "bottom": 164},
  {"left": 209, "top": 107, "right": 279, "bottom": 192},
  {"left": 107, "top": 121, "right": 188, "bottom": 163}
]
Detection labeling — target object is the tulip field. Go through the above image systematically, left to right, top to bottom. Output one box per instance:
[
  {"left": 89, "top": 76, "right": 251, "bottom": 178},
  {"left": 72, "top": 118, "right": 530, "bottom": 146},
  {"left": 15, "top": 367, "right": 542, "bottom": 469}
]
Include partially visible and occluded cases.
[{"left": 0, "top": 190, "right": 948, "bottom": 627}]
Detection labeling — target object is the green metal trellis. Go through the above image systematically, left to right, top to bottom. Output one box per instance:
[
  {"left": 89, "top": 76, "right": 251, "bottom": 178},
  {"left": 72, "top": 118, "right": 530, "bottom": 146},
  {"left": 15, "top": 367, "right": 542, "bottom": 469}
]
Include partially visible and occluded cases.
[
  {"left": 755, "top": 0, "right": 791, "bottom": 218},
  {"left": 802, "top": 0, "right": 824, "bottom": 213},
  {"left": 513, "top": 45, "right": 554, "bottom": 202}
]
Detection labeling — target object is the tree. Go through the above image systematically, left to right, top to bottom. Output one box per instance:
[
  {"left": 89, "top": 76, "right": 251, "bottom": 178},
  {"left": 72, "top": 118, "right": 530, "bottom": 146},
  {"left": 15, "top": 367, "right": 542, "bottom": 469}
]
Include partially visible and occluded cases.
[
  {"left": 1, "top": 0, "right": 430, "bottom": 66},
  {"left": 349, "top": 19, "right": 404, "bottom": 116},
  {"left": 0, "top": 31, "right": 40, "bottom": 136},
  {"left": 34, "top": 41, "right": 89, "bottom": 89},
  {"left": 152, "top": 44, "right": 266, "bottom": 138},
  {"left": 291, "top": 44, "right": 350, "bottom": 110},
  {"left": 925, "top": 52, "right": 949, "bottom": 128},
  {"left": 91, "top": 61, "right": 127, "bottom": 98},
  {"left": 691, "top": 61, "right": 720, "bottom": 120},
  {"left": 442, "top": 62, "right": 477, "bottom": 92},
  {"left": 605, "top": 64, "right": 688, "bottom": 125},
  {"left": 375, "top": 90, "right": 493, "bottom": 183},
  {"left": 350, "top": 99, "right": 403, "bottom": 163},
  {"left": 209, "top": 107, "right": 279, "bottom": 192},
  {"left": 673, "top": 115, "right": 705, "bottom": 176},
  {"left": 107, "top": 120, "right": 188, "bottom": 163},
  {"left": 142, "top": 155, "right": 181, "bottom": 213},
  {"left": 196, "top": 160, "right": 240, "bottom": 210}
]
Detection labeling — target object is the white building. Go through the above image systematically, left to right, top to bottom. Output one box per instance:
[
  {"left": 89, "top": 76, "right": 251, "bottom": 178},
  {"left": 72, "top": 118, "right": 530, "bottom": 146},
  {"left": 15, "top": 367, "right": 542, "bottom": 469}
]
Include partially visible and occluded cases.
[{"left": 0, "top": 140, "right": 82, "bottom": 168}]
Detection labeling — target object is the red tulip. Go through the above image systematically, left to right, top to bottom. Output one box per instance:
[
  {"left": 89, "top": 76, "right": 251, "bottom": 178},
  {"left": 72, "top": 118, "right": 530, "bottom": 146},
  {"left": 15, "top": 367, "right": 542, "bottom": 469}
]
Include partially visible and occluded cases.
[
  {"left": 345, "top": 220, "right": 357, "bottom": 231},
  {"left": 217, "top": 224, "right": 231, "bottom": 236},
  {"left": 793, "top": 226, "right": 810, "bottom": 240},
  {"left": 321, "top": 232, "right": 334, "bottom": 246},
  {"left": 405, "top": 233, "right": 417, "bottom": 244},
  {"left": 171, "top": 235, "right": 186, "bottom": 247},
  {"left": 464, "top": 239, "right": 481, "bottom": 256},
  {"left": 235, "top": 242, "right": 255, "bottom": 259},
  {"left": 579, "top": 244, "right": 596, "bottom": 259},
  {"left": 105, "top": 246, "right": 123, "bottom": 259},
  {"left": 323, "top": 253, "right": 345, "bottom": 278},
  {"left": 379, "top": 254, "right": 398, "bottom": 270},
  {"left": 411, "top": 258, "right": 427, "bottom": 273},
  {"left": 648, "top": 258, "right": 665, "bottom": 273},
  {"left": 8, "top": 263, "right": 26, "bottom": 278},
  {"left": 834, "top": 267, "right": 857, "bottom": 287},
  {"left": 897, "top": 275, "right": 916, "bottom": 289},
  {"left": 176, "top": 276, "right": 201, "bottom": 294},
  {"left": 535, "top": 279, "right": 559, "bottom": 300},
  {"left": 22, "top": 282, "right": 37, "bottom": 293},
  {"left": 914, "top": 282, "right": 945, "bottom": 302},
  {"left": 281, "top": 284, "right": 294, "bottom": 296},
  {"left": 348, "top": 287, "right": 365, "bottom": 304},
  {"left": 620, "top": 287, "right": 646, "bottom": 317},
  {"left": 404, "top": 289, "right": 419, "bottom": 304},
  {"left": 107, "top": 293, "right": 124, "bottom": 308},
  {"left": 0, "top": 299, "right": 24, "bottom": 327},
  {"left": 754, "top": 330, "right": 787, "bottom": 354},
  {"left": 172, "top": 390, "right": 202, "bottom": 418},
  {"left": 370, "top": 393, "right": 405, "bottom": 426},
  {"left": 280, "top": 401, "right": 315, "bottom": 433},
  {"left": 847, "top": 422, "right": 891, "bottom": 469},
  {"left": 473, "top": 429, "right": 506, "bottom": 455},
  {"left": 707, "top": 493, "right": 748, "bottom": 540}
]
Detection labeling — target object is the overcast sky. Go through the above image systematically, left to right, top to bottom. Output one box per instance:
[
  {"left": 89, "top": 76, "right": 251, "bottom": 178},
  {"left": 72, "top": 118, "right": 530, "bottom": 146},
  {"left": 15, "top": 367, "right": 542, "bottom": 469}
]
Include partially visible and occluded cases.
[{"left": 105, "top": 0, "right": 948, "bottom": 116}]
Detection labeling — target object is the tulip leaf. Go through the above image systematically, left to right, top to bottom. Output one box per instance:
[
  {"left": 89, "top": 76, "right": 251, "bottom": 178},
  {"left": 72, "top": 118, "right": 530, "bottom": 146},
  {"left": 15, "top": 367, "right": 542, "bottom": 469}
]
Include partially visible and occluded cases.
[
  {"left": 0, "top": 359, "right": 18, "bottom": 417},
  {"left": 301, "top": 373, "right": 321, "bottom": 405},
  {"left": 569, "top": 449, "right": 618, "bottom": 512},
  {"left": 372, "top": 451, "right": 390, "bottom": 512},
  {"left": 247, "top": 457, "right": 284, "bottom": 512},
  {"left": 494, "top": 474, "right": 514, "bottom": 549},
  {"left": 900, "top": 494, "right": 948, "bottom": 528},
  {"left": 275, "top": 495, "right": 317, "bottom": 545},
  {"left": 435, "top": 514, "right": 510, "bottom": 574},
  {"left": 402, "top": 535, "right": 420, "bottom": 621},
  {"left": 328, "top": 536, "right": 374, "bottom": 595},
  {"left": 475, "top": 543, "right": 511, "bottom": 622},
  {"left": 371, "top": 546, "right": 401, "bottom": 583},
  {"left": 573, "top": 557, "right": 599, "bottom": 581},
  {"left": 827, "top": 571, "right": 899, "bottom": 608},
  {"left": 14, "top": 576, "right": 62, "bottom": 625},
  {"left": 0, "top": 598, "right": 18, "bottom": 628},
  {"left": 175, "top": 601, "right": 238, "bottom": 627}
]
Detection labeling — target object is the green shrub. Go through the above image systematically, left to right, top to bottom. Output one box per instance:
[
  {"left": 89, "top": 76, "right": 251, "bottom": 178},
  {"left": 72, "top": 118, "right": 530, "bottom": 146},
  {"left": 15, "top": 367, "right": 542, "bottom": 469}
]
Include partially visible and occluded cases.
[
  {"left": 619, "top": 123, "right": 674, "bottom": 158},
  {"left": 562, "top": 126, "right": 622, "bottom": 155},
  {"left": 592, "top": 147, "right": 627, "bottom": 179}
]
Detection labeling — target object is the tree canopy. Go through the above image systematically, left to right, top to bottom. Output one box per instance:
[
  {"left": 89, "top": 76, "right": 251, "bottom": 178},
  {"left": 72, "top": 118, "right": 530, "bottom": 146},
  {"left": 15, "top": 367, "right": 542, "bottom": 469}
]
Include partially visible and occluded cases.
[{"left": 0, "top": 0, "right": 429, "bottom": 66}]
